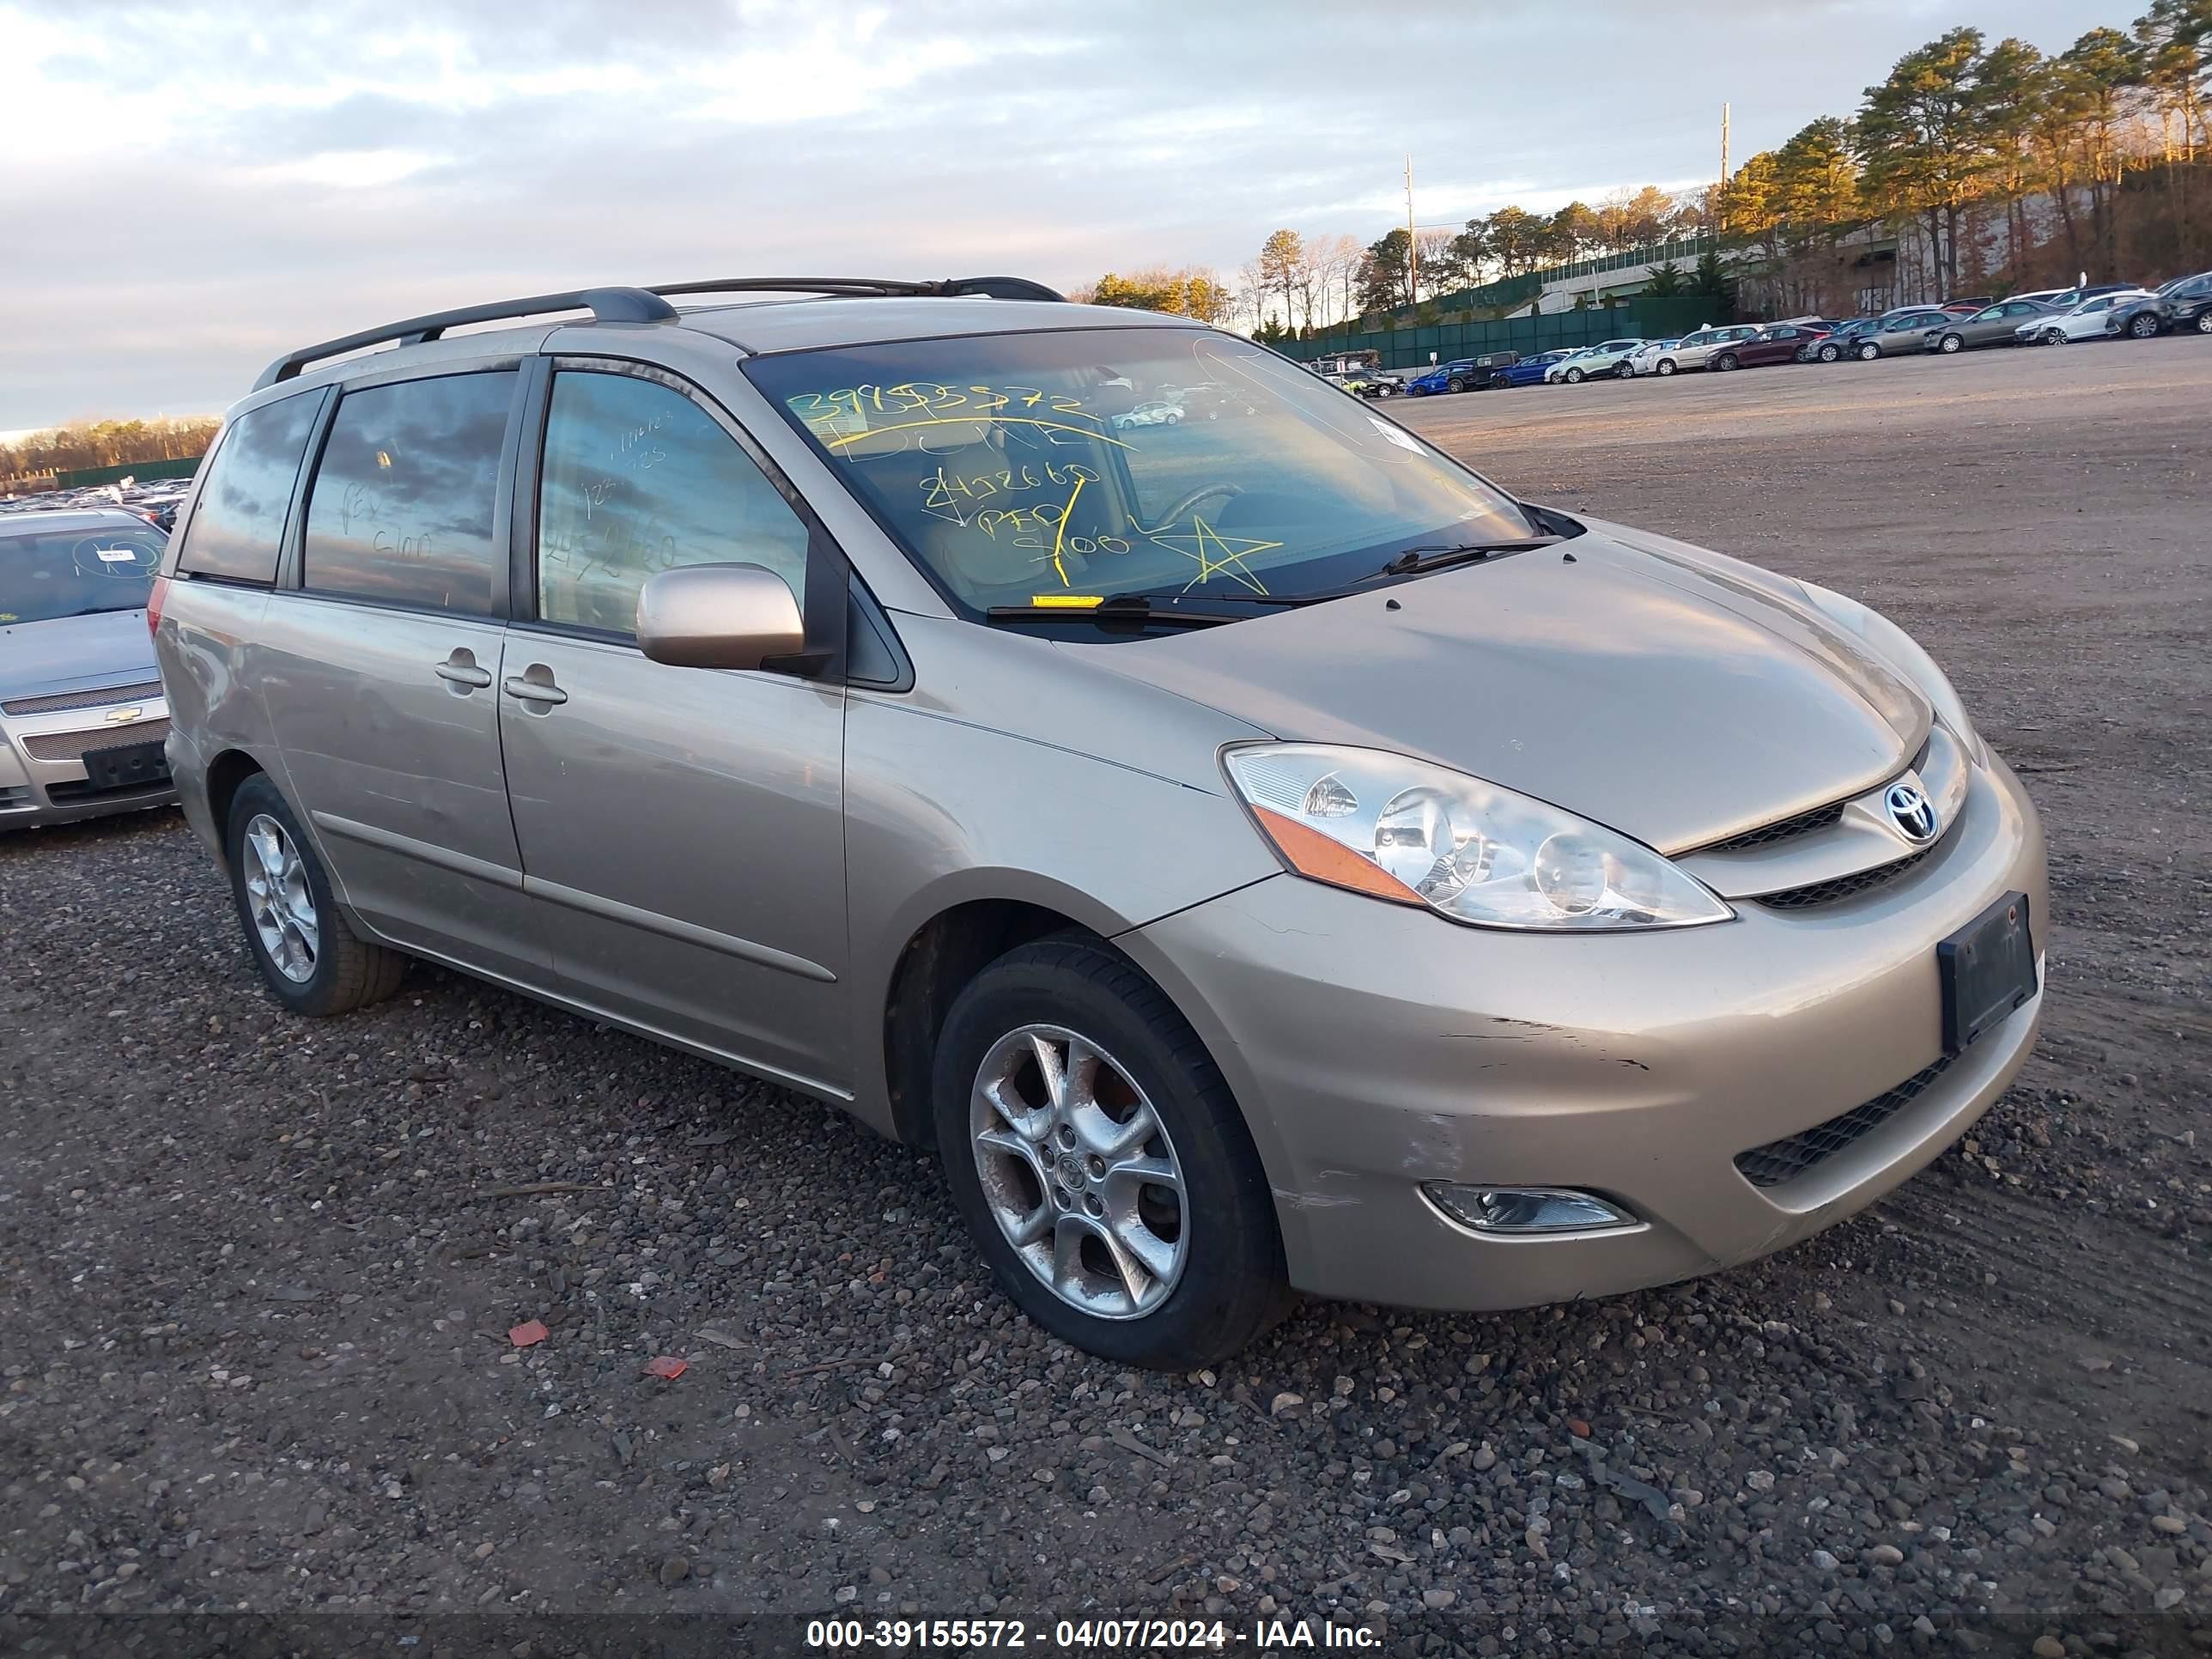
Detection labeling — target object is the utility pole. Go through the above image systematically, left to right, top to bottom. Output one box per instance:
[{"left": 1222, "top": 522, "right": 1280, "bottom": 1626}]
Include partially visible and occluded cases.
[
  {"left": 1717, "top": 103, "right": 1731, "bottom": 234},
  {"left": 1406, "top": 155, "right": 1419, "bottom": 305}
]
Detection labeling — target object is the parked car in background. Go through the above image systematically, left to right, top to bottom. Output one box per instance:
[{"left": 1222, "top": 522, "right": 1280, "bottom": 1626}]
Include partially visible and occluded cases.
[
  {"left": 2106, "top": 272, "right": 2212, "bottom": 338},
  {"left": 154, "top": 276, "right": 2049, "bottom": 1369},
  {"left": 2021, "top": 283, "right": 2142, "bottom": 312},
  {"left": 2016, "top": 290, "right": 2157, "bottom": 345},
  {"left": 1929, "top": 299, "right": 2062, "bottom": 353},
  {"left": 1850, "top": 310, "right": 1953, "bottom": 359},
  {"left": 1812, "top": 319, "right": 1881, "bottom": 362},
  {"left": 1710, "top": 322, "right": 1830, "bottom": 370},
  {"left": 1653, "top": 325, "right": 1760, "bottom": 375},
  {"left": 1626, "top": 338, "right": 1681, "bottom": 376},
  {"left": 1548, "top": 339, "right": 1644, "bottom": 383},
  {"left": 1495, "top": 349, "right": 1576, "bottom": 386},
  {"left": 1407, "top": 361, "right": 1472, "bottom": 396},
  {"left": 1344, "top": 368, "right": 1404, "bottom": 398},
  {"left": 1110, "top": 399, "right": 1185, "bottom": 428},
  {"left": 0, "top": 508, "right": 177, "bottom": 828}
]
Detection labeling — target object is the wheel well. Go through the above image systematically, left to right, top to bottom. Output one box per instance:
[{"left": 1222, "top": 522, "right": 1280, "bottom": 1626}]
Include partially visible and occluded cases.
[
  {"left": 204, "top": 750, "right": 266, "bottom": 864},
  {"left": 882, "top": 900, "right": 1099, "bottom": 1149}
]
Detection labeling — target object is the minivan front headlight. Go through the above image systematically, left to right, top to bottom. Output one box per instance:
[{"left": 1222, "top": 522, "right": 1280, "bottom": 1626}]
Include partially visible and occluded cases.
[
  {"left": 1795, "top": 581, "right": 1986, "bottom": 764},
  {"left": 1223, "top": 745, "right": 1733, "bottom": 932}
]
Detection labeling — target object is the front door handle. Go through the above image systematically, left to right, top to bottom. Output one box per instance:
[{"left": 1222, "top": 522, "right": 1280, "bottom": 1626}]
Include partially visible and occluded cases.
[
  {"left": 434, "top": 653, "right": 493, "bottom": 689},
  {"left": 502, "top": 672, "right": 568, "bottom": 707}
]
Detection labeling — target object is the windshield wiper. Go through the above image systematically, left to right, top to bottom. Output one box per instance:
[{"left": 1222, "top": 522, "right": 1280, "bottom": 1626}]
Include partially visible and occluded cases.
[
  {"left": 1365, "top": 537, "right": 1560, "bottom": 580},
  {"left": 988, "top": 593, "right": 1254, "bottom": 629}
]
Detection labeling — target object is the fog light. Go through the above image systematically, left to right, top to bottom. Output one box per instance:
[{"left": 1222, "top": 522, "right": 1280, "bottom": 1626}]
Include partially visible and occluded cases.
[{"left": 1423, "top": 1184, "right": 1635, "bottom": 1235}]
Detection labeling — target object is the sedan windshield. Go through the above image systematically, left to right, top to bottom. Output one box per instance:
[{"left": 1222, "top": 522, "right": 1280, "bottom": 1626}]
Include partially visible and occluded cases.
[
  {"left": 744, "top": 327, "right": 1533, "bottom": 613},
  {"left": 0, "top": 524, "right": 165, "bottom": 625}
]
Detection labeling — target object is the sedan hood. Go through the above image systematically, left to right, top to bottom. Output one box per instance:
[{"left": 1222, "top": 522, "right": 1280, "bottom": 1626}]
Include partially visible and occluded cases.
[
  {"left": 1077, "top": 522, "right": 1929, "bottom": 853},
  {"left": 0, "top": 608, "right": 158, "bottom": 703}
]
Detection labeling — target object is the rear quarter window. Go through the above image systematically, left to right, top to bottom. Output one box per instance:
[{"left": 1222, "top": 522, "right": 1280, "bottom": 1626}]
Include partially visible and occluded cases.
[{"left": 176, "top": 393, "right": 322, "bottom": 585}]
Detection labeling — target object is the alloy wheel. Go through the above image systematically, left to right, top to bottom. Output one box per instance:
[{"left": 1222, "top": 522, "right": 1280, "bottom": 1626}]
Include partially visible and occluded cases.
[
  {"left": 2197, "top": 313, "right": 2212, "bottom": 334},
  {"left": 2129, "top": 314, "right": 2158, "bottom": 338},
  {"left": 1941, "top": 334, "right": 1963, "bottom": 353},
  {"left": 242, "top": 813, "right": 319, "bottom": 983},
  {"left": 969, "top": 1024, "right": 1188, "bottom": 1320}
]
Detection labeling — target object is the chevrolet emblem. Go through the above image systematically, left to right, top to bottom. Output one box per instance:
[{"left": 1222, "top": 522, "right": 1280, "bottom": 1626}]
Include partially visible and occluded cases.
[{"left": 103, "top": 706, "right": 145, "bottom": 724}]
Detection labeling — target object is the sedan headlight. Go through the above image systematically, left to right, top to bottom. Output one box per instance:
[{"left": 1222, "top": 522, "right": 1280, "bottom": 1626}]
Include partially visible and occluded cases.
[
  {"left": 1794, "top": 581, "right": 1985, "bottom": 764},
  {"left": 1223, "top": 744, "right": 1733, "bottom": 932}
]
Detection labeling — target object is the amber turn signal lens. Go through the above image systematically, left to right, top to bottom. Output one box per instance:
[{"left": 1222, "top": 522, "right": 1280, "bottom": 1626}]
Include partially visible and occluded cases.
[{"left": 1251, "top": 805, "right": 1425, "bottom": 904}]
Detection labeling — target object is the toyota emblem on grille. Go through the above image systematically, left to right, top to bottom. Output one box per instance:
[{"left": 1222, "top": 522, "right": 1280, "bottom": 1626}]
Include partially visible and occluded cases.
[{"left": 1886, "top": 781, "right": 1938, "bottom": 842}]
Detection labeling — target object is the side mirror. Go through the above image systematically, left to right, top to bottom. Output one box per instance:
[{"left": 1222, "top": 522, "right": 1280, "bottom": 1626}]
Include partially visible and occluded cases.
[{"left": 636, "top": 563, "right": 806, "bottom": 672}]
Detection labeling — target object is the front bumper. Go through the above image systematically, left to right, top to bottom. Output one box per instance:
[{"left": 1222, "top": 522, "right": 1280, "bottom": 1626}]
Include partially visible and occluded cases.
[
  {"left": 0, "top": 698, "right": 179, "bottom": 830},
  {"left": 1120, "top": 752, "right": 2047, "bottom": 1311}
]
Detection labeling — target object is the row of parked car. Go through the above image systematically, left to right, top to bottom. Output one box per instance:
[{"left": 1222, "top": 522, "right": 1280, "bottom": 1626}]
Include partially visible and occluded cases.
[
  {"left": 1376, "top": 269, "right": 2212, "bottom": 395},
  {"left": 0, "top": 475, "right": 194, "bottom": 530}
]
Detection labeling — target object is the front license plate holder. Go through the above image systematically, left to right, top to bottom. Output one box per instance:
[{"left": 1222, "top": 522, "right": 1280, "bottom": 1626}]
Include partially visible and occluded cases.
[
  {"left": 82, "top": 738, "right": 169, "bottom": 793},
  {"left": 1938, "top": 890, "right": 2037, "bottom": 1054}
]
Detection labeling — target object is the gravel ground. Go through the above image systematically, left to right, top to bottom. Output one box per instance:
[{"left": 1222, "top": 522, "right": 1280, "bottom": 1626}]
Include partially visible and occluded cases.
[{"left": 3, "top": 339, "right": 2208, "bottom": 1656}]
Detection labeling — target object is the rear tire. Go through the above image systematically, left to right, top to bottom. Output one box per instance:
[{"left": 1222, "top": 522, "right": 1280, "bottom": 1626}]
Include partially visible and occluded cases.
[
  {"left": 2197, "top": 313, "right": 2212, "bottom": 335},
  {"left": 225, "top": 775, "right": 405, "bottom": 1017},
  {"left": 931, "top": 935, "right": 1291, "bottom": 1369}
]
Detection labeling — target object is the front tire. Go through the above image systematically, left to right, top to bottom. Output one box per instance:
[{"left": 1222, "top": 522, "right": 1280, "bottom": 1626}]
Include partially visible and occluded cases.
[
  {"left": 2127, "top": 313, "right": 2160, "bottom": 339},
  {"left": 1940, "top": 333, "right": 1964, "bottom": 354},
  {"left": 1857, "top": 341, "right": 1881, "bottom": 361},
  {"left": 1818, "top": 343, "right": 1842, "bottom": 362},
  {"left": 1713, "top": 353, "right": 1739, "bottom": 372},
  {"left": 1656, "top": 359, "right": 1677, "bottom": 376},
  {"left": 1615, "top": 362, "right": 1635, "bottom": 379},
  {"left": 1565, "top": 368, "right": 1584, "bottom": 384},
  {"left": 1446, "top": 376, "right": 1466, "bottom": 393},
  {"left": 225, "top": 775, "right": 405, "bottom": 1017},
  {"left": 932, "top": 936, "right": 1290, "bottom": 1369}
]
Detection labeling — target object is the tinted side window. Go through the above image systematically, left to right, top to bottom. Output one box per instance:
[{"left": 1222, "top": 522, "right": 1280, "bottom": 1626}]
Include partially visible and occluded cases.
[
  {"left": 302, "top": 371, "right": 514, "bottom": 615},
  {"left": 535, "top": 372, "right": 811, "bottom": 635},
  {"left": 178, "top": 393, "right": 320, "bottom": 584}
]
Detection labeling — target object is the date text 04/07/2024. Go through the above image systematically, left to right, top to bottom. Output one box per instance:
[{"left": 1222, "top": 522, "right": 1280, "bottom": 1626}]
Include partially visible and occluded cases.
[{"left": 804, "top": 1616, "right": 1383, "bottom": 1649}]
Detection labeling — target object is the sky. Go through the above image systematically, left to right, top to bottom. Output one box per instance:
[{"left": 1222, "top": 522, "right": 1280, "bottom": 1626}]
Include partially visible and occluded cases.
[{"left": 0, "top": 0, "right": 2137, "bottom": 429}]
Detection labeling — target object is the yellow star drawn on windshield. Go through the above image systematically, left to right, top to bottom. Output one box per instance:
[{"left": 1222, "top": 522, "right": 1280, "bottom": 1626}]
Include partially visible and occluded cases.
[{"left": 1146, "top": 517, "right": 1280, "bottom": 595}]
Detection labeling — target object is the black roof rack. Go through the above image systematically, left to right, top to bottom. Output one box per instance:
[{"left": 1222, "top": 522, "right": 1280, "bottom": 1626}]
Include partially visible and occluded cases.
[
  {"left": 251, "top": 276, "right": 1068, "bottom": 392},
  {"left": 648, "top": 276, "right": 1067, "bottom": 304},
  {"left": 252, "top": 286, "right": 679, "bottom": 391}
]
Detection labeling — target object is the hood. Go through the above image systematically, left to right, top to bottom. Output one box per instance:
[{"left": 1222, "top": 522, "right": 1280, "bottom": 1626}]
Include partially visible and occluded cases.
[
  {"left": 1073, "top": 522, "right": 1929, "bottom": 854},
  {"left": 0, "top": 608, "right": 158, "bottom": 703}
]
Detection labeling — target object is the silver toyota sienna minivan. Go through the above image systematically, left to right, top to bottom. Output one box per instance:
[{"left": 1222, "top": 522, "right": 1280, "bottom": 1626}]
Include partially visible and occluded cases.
[{"left": 155, "top": 278, "right": 2046, "bottom": 1368}]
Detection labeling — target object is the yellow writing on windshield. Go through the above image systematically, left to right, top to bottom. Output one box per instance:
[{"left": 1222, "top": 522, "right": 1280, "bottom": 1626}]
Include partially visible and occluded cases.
[
  {"left": 819, "top": 416, "right": 1133, "bottom": 454},
  {"left": 1147, "top": 518, "right": 1281, "bottom": 596}
]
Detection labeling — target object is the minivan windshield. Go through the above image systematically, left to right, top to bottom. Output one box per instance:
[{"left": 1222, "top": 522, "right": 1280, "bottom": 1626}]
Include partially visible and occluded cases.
[
  {"left": 744, "top": 327, "right": 1534, "bottom": 614},
  {"left": 0, "top": 523, "right": 165, "bottom": 625}
]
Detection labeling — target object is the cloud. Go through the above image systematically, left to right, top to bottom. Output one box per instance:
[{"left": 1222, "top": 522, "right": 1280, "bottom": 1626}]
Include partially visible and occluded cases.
[{"left": 0, "top": 0, "right": 2138, "bottom": 424}]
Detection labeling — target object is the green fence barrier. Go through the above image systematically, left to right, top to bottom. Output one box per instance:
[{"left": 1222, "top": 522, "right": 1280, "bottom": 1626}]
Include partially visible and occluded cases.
[{"left": 54, "top": 453, "right": 204, "bottom": 489}]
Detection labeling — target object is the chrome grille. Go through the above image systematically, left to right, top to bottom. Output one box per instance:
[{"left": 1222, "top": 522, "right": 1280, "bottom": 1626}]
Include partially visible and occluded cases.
[
  {"left": 2, "top": 679, "right": 162, "bottom": 716},
  {"left": 18, "top": 718, "right": 171, "bottom": 762},
  {"left": 1753, "top": 848, "right": 1932, "bottom": 910},
  {"left": 1735, "top": 1055, "right": 1953, "bottom": 1188}
]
